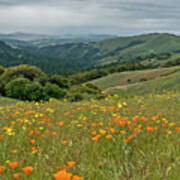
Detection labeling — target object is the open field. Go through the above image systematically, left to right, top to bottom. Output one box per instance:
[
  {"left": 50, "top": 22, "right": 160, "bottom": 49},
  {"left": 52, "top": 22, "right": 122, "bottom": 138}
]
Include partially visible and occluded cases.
[
  {"left": 92, "top": 66, "right": 180, "bottom": 97},
  {"left": 0, "top": 91, "right": 180, "bottom": 179},
  {"left": 0, "top": 97, "right": 19, "bottom": 106}
]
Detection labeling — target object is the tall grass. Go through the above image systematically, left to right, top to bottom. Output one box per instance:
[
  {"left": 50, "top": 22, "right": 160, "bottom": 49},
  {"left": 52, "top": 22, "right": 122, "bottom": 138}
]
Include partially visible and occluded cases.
[{"left": 0, "top": 92, "right": 180, "bottom": 179}]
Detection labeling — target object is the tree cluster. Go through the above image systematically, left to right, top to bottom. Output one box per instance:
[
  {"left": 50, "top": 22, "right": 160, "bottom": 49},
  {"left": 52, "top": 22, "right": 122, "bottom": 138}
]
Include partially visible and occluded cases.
[{"left": 0, "top": 65, "right": 103, "bottom": 101}]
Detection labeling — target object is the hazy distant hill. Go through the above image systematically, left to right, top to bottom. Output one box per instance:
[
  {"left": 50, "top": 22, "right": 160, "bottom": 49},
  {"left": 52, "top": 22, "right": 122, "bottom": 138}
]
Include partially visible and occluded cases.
[
  {"left": 0, "top": 32, "right": 117, "bottom": 47},
  {"left": 0, "top": 33, "right": 180, "bottom": 74}
]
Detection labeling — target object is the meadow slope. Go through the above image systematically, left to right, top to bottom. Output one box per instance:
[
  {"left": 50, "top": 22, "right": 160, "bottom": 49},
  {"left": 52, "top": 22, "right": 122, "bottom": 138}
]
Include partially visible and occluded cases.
[
  {"left": 92, "top": 66, "right": 180, "bottom": 97},
  {"left": 0, "top": 91, "right": 180, "bottom": 179}
]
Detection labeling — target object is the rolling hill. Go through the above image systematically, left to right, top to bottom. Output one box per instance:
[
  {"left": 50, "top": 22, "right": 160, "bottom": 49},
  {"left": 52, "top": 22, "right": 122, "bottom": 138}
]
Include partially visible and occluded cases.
[
  {"left": 0, "top": 33, "right": 180, "bottom": 74},
  {"left": 37, "top": 33, "right": 180, "bottom": 66},
  {"left": 92, "top": 66, "right": 180, "bottom": 97}
]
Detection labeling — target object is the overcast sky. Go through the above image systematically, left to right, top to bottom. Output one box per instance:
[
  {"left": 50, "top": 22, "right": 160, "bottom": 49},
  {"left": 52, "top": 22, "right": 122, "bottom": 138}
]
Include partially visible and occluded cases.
[{"left": 0, "top": 0, "right": 179, "bottom": 35}]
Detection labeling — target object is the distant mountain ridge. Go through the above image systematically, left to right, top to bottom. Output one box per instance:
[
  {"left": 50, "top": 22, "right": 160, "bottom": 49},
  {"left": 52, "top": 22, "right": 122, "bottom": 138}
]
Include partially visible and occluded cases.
[{"left": 0, "top": 32, "right": 117, "bottom": 47}]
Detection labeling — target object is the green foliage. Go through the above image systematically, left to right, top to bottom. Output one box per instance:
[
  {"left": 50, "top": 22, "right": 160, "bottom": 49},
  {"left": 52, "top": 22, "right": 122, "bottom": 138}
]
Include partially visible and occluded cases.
[
  {"left": 1, "top": 33, "right": 180, "bottom": 74},
  {"left": 163, "top": 58, "right": 180, "bottom": 67},
  {"left": 0, "top": 64, "right": 104, "bottom": 101},
  {"left": 1, "top": 64, "right": 48, "bottom": 85},
  {"left": 0, "top": 65, "right": 5, "bottom": 75},
  {"left": 93, "top": 66, "right": 180, "bottom": 98},
  {"left": 71, "top": 69, "right": 109, "bottom": 84},
  {"left": 49, "top": 75, "right": 70, "bottom": 88},
  {"left": 0, "top": 78, "right": 3, "bottom": 95},
  {"left": 5, "top": 78, "right": 31, "bottom": 100},
  {"left": 139, "top": 78, "right": 148, "bottom": 82},
  {"left": 127, "top": 79, "right": 132, "bottom": 83},
  {"left": 24, "top": 82, "right": 43, "bottom": 101},
  {"left": 43, "top": 82, "right": 67, "bottom": 100},
  {"left": 66, "top": 83, "right": 103, "bottom": 102},
  {"left": 85, "top": 83, "right": 101, "bottom": 91},
  {"left": 66, "top": 92, "right": 84, "bottom": 102}
]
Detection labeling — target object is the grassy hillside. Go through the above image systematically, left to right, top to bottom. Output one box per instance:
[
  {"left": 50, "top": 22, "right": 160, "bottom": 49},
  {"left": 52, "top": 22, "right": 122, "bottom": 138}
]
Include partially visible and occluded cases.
[
  {"left": 1, "top": 33, "right": 180, "bottom": 74},
  {"left": 37, "top": 33, "right": 180, "bottom": 66},
  {"left": 92, "top": 66, "right": 180, "bottom": 96},
  {"left": 0, "top": 91, "right": 180, "bottom": 179},
  {"left": 0, "top": 96, "right": 19, "bottom": 105}
]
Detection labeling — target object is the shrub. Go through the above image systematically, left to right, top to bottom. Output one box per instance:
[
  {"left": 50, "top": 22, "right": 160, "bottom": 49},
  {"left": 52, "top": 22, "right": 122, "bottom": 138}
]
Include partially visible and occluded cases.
[
  {"left": 1, "top": 64, "right": 48, "bottom": 85},
  {"left": 0, "top": 66, "right": 5, "bottom": 75},
  {"left": 49, "top": 75, "right": 70, "bottom": 89},
  {"left": 0, "top": 78, "right": 3, "bottom": 95},
  {"left": 5, "top": 78, "right": 30, "bottom": 100},
  {"left": 140, "top": 78, "right": 148, "bottom": 82},
  {"left": 25, "top": 82, "right": 43, "bottom": 101},
  {"left": 43, "top": 82, "right": 67, "bottom": 100},
  {"left": 85, "top": 83, "right": 100, "bottom": 91},
  {"left": 70, "top": 84, "right": 101, "bottom": 95},
  {"left": 66, "top": 92, "right": 84, "bottom": 102}
]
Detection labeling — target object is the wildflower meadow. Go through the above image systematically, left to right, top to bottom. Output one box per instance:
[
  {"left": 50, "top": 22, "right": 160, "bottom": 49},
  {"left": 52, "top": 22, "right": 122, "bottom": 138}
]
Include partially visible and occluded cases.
[{"left": 0, "top": 91, "right": 180, "bottom": 179}]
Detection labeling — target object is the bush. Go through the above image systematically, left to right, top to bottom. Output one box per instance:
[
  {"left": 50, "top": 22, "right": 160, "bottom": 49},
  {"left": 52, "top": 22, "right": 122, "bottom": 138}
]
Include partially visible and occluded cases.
[
  {"left": 1, "top": 64, "right": 48, "bottom": 85},
  {"left": 0, "top": 66, "right": 5, "bottom": 75},
  {"left": 49, "top": 75, "right": 70, "bottom": 89},
  {"left": 0, "top": 78, "right": 3, "bottom": 95},
  {"left": 5, "top": 78, "right": 31, "bottom": 100},
  {"left": 140, "top": 78, "right": 148, "bottom": 82},
  {"left": 25, "top": 82, "right": 43, "bottom": 101},
  {"left": 43, "top": 82, "right": 67, "bottom": 100},
  {"left": 85, "top": 83, "right": 100, "bottom": 90},
  {"left": 66, "top": 92, "right": 84, "bottom": 102}
]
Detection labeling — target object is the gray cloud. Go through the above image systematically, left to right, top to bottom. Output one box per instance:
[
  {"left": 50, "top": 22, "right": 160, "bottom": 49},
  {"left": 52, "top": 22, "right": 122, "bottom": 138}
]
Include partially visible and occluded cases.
[{"left": 0, "top": 0, "right": 179, "bottom": 35}]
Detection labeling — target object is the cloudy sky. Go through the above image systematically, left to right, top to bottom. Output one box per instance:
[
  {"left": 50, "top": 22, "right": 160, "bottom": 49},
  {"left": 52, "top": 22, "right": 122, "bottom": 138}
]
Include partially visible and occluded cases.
[{"left": 0, "top": 0, "right": 179, "bottom": 35}]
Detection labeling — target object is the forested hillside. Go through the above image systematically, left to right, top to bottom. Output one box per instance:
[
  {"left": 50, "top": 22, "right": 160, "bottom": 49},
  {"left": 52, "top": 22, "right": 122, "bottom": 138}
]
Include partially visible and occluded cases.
[{"left": 0, "top": 33, "right": 180, "bottom": 74}]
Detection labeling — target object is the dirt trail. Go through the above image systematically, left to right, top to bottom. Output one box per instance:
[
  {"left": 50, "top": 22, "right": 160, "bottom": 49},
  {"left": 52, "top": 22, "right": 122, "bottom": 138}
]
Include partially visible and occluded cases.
[{"left": 105, "top": 82, "right": 140, "bottom": 92}]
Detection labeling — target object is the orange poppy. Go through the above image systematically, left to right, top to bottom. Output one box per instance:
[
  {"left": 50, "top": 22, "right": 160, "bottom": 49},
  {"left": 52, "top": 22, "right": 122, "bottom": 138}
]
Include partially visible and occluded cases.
[
  {"left": 58, "top": 121, "right": 64, "bottom": 127},
  {"left": 146, "top": 127, "right": 154, "bottom": 133},
  {"left": 110, "top": 128, "right": 115, "bottom": 134},
  {"left": 99, "top": 129, "right": 106, "bottom": 136},
  {"left": 166, "top": 129, "right": 172, "bottom": 135},
  {"left": 91, "top": 130, "right": 97, "bottom": 136},
  {"left": 120, "top": 130, "right": 126, "bottom": 135},
  {"left": 92, "top": 134, "right": 101, "bottom": 141},
  {"left": 106, "top": 134, "right": 112, "bottom": 139},
  {"left": 30, "top": 139, "right": 36, "bottom": 145},
  {"left": 61, "top": 140, "right": 67, "bottom": 145},
  {"left": 12, "top": 149, "right": 18, "bottom": 154},
  {"left": 67, "top": 161, "right": 76, "bottom": 169},
  {"left": 9, "top": 162, "right": 18, "bottom": 169},
  {"left": 0, "top": 166, "right": 5, "bottom": 173},
  {"left": 23, "top": 166, "right": 33, "bottom": 175},
  {"left": 53, "top": 170, "right": 72, "bottom": 180},
  {"left": 14, "top": 173, "right": 20, "bottom": 179},
  {"left": 72, "top": 175, "right": 82, "bottom": 180}
]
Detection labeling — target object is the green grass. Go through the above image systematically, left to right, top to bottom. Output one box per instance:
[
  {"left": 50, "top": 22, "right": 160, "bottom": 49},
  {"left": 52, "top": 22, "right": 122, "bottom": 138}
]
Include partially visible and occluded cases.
[
  {"left": 0, "top": 66, "right": 180, "bottom": 179},
  {"left": 92, "top": 66, "right": 180, "bottom": 97},
  {"left": 110, "top": 71, "right": 180, "bottom": 97},
  {"left": 0, "top": 91, "right": 180, "bottom": 179},
  {"left": 0, "top": 96, "right": 19, "bottom": 106}
]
